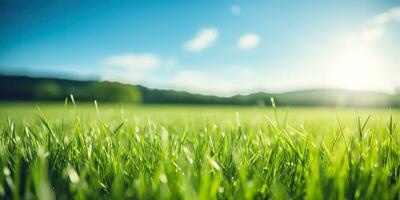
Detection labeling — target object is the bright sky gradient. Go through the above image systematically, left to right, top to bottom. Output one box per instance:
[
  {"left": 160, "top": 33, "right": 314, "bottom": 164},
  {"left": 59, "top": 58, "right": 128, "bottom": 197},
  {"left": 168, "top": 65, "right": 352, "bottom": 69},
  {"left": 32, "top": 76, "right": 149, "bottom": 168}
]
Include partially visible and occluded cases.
[{"left": 0, "top": 0, "right": 399, "bottom": 95}]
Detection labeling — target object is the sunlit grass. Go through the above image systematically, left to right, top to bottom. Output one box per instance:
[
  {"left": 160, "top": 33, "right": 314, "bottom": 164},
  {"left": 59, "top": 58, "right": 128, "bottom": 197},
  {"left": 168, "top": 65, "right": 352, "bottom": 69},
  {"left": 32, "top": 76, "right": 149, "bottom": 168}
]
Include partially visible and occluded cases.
[{"left": 0, "top": 100, "right": 399, "bottom": 199}]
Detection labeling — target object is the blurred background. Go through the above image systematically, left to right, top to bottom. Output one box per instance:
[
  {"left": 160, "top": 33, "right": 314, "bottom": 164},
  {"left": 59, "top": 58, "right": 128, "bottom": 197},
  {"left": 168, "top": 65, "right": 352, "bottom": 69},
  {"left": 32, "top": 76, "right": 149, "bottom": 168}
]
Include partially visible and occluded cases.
[{"left": 0, "top": 0, "right": 399, "bottom": 107}]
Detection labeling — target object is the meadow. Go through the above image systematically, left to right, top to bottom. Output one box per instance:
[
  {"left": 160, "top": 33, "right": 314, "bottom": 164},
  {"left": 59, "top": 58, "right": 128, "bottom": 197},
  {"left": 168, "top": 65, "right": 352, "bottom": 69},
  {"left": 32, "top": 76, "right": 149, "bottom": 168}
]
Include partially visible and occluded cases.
[{"left": 0, "top": 101, "right": 399, "bottom": 199}]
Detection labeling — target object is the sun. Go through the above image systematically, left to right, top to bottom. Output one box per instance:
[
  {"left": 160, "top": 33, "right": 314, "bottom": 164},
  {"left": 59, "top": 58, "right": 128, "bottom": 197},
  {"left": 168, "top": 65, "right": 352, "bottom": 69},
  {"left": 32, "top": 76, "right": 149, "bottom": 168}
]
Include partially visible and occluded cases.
[{"left": 327, "top": 39, "right": 384, "bottom": 91}]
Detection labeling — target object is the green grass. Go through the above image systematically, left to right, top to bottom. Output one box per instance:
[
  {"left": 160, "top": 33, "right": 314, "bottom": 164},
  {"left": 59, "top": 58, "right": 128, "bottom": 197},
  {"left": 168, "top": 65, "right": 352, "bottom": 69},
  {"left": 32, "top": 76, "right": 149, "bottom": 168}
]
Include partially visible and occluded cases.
[{"left": 0, "top": 101, "right": 399, "bottom": 199}]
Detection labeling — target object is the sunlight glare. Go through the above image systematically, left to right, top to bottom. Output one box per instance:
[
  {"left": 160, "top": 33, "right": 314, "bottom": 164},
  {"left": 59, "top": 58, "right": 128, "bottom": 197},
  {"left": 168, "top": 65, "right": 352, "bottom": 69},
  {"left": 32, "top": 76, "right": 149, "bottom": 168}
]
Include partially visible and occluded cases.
[{"left": 327, "top": 38, "right": 385, "bottom": 91}]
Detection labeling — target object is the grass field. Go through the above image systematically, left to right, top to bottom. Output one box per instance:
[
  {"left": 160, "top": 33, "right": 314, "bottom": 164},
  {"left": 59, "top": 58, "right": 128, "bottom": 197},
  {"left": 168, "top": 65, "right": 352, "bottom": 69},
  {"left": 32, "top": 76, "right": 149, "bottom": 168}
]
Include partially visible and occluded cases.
[{"left": 0, "top": 101, "right": 399, "bottom": 199}]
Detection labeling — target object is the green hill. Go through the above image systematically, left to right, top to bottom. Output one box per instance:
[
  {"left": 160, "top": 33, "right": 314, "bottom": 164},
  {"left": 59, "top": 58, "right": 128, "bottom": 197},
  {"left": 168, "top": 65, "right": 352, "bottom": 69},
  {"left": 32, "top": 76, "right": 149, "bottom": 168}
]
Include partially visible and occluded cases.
[{"left": 0, "top": 75, "right": 399, "bottom": 107}]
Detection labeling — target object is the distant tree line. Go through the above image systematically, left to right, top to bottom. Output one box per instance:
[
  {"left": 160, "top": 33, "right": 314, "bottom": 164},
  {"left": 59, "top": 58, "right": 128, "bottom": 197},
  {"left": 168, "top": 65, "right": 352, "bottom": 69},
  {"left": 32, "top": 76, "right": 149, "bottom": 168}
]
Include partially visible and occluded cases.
[
  {"left": 0, "top": 75, "right": 399, "bottom": 107},
  {"left": 0, "top": 75, "right": 141, "bottom": 103}
]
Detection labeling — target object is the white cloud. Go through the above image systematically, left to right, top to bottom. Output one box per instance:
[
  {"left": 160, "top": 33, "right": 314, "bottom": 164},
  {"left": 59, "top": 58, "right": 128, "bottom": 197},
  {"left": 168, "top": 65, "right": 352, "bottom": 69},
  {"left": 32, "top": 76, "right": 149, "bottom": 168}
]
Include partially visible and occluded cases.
[
  {"left": 231, "top": 5, "right": 241, "bottom": 15},
  {"left": 360, "top": 6, "right": 400, "bottom": 42},
  {"left": 369, "top": 6, "right": 400, "bottom": 26},
  {"left": 184, "top": 28, "right": 219, "bottom": 52},
  {"left": 238, "top": 33, "right": 260, "bottom": 49},
  {"left": 101, "top": 53, "right": 177, "bottom": 85},
  {"left": 103, "top": 53, "right": 160, "bottom": 70},
  {"left": 173, "top": 68, "right": 269, "bottom": 95},
  {"left": 174, "top": 71, "right": 233, "bottom": 95}
]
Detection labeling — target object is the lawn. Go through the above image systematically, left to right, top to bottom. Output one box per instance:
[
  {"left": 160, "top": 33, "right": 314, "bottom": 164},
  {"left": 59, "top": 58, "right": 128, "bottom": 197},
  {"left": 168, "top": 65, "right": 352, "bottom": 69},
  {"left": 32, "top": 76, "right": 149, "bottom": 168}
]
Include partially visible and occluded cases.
[{"left": 0, "top": 101, "right": 399, "bottom": 199}]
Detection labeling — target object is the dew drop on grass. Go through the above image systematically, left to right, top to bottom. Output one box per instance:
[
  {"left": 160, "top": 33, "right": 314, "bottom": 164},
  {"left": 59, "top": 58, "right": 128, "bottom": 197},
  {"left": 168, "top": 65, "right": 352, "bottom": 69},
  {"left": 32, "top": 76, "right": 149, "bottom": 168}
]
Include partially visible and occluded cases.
[
  {"left": 208, "top": 157, "right": 221, "bottom": 171},
  {"left": 67, "top": 166, "right": 80, "bottom": 184},
  {"left": 3, "top": 167, "right": 10, "bottom": 176},
  {"left": 159, "top": 174, "right": 168, "bottom": 183}
]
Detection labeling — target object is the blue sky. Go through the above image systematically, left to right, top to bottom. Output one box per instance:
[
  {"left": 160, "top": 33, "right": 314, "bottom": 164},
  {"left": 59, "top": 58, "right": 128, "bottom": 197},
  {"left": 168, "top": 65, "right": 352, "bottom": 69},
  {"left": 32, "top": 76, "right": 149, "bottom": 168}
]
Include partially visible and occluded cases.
[{"left": 0, "top": 0, "right": 399, "bottom": 95}]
